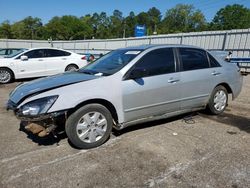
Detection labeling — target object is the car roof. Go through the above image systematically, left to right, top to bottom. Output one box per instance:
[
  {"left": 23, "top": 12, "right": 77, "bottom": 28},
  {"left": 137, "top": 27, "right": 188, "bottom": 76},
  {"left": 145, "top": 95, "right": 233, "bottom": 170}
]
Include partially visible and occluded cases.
[
  {"left": 118, "top": 44, "right": 203, "bottom": 51},
  {"left": 24, "top": 47, "right": 74, "bottom": 54},
  {"left": 27, "top": 47, "right": 66, "bottom": 50},
  {"left": 0, "top": 48, "right": 26, "bottom": 50}
]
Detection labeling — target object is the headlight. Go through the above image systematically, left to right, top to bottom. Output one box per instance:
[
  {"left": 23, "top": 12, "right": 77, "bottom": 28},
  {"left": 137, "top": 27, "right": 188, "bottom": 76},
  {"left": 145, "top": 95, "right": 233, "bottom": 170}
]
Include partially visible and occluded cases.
[{"left": 19, "top": 96, "right": 58, "bottom": 116}]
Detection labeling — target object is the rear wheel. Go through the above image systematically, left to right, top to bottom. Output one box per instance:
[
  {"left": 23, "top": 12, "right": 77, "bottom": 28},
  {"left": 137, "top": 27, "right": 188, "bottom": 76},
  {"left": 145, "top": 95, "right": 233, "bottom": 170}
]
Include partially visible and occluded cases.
[
  {"left": 65, "top": 64, "right": 78, "bottom": 72},
  {"left": 0, "top": 68, "right": 14, "bottom": 84},
  {"left": 206, "top": 85, "right": 228, "bottom": 115},
  {"left": 65, "top": 104, "right": 113, "bottom": 149}
]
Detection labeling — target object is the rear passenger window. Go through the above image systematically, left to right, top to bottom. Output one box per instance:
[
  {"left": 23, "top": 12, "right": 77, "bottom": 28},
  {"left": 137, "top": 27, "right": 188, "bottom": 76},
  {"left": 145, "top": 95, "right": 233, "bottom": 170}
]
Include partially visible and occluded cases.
[
  {"left": 133, "top": 48, "right": 175, "bottom": 77},
  {"left": 179, "top": 48, "right": 209, "bottom": 71},
  {"left": 46, "top": 49, "right": 71, "bottom": 57},
  {"left": 208, "top": 53, "right": 221, "bottom": 67}
]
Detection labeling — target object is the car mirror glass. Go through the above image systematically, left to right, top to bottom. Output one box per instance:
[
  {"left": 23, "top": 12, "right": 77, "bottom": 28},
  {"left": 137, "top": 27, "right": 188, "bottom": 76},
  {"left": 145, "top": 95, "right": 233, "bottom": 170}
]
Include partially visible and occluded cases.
[{"left": 20, "top": 55, "right": 28, "bottom": 61}]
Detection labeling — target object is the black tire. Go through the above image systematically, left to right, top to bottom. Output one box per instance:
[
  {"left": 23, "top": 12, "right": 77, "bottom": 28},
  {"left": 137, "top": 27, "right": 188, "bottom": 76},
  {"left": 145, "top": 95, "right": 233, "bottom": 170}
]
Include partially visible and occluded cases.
[
  {"left": 65, "top": 64, "right": 78, "bottom": 72},
  {"left": 0, "top": 68, "right": 14, "bottom": 84},
  {"left": 206, "top": 85, "right": 228, "bottom": 115},
  {"left": 65, "top": 104, "right": 113, "bottom": 149}
]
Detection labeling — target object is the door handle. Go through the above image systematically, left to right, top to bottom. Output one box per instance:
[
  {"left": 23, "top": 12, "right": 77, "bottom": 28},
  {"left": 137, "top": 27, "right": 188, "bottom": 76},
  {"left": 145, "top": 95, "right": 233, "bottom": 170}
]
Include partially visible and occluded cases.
[
  {"left": 62, "top": 58, "right": 67, "bottom": 60},
  {"left": 38, "top": 59, "right": 43, "bottom": 61},
  {"left": 211, "top": 71, "right": 221, "bottom": 76},
  {"left": 168, "top": 78, "right": 180, "bottom": 83}
]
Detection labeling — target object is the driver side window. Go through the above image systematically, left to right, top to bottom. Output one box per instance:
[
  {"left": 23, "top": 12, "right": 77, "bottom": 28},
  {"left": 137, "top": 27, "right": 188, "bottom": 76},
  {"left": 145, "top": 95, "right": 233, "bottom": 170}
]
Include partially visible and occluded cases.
[
  {"left": 132, "top": 48, "right": 175, "bottom": 77},
  {"left": 23, "top": 49, "right": 45, "bottom": 59}
]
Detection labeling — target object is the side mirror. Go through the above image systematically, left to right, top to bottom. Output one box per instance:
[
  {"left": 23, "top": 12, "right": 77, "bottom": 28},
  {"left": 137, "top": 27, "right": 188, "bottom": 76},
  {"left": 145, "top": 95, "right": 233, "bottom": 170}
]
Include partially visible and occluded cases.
[
  {"left": 20, "top": 55, "right": 28, "bottom": 61},
  {"left": 125, "top": 68, "right": 147, "bottom": 80}
]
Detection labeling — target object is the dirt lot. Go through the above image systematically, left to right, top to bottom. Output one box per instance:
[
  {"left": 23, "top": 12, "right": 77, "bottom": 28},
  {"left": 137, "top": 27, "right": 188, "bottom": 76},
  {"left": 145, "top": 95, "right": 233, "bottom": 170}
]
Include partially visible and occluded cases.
[{"left": 0, "top": 77, "right": 249, "bottom": 188}]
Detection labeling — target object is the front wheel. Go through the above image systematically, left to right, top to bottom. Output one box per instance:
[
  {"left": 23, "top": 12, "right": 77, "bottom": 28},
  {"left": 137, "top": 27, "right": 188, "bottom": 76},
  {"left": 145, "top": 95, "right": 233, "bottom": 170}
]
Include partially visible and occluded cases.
[
  {"left": 0, "top": 68, "right": 14, "bottom": 84},
  {"left": 206, "top": 85, "right": 228, "bottom": 115},
  {"left": 65, "top": 104, "right": 113, "bottom": 149}
]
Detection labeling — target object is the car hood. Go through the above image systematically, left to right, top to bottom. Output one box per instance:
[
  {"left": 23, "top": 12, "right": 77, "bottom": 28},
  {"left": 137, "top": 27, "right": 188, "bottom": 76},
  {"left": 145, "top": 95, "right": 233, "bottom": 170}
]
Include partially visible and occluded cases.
[
  {"left": 0, "top": 58, "right": 13, "bottom": 62},
  {"left": 9, "top": 72, "right": 97, "bottom": 104}
]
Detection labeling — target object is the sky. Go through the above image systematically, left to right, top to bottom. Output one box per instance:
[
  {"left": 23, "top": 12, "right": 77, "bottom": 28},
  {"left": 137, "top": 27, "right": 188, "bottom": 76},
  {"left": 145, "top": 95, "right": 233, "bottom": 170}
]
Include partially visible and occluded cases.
[{"left": 0, "top": 0, "right": 249, "bottom": 24}]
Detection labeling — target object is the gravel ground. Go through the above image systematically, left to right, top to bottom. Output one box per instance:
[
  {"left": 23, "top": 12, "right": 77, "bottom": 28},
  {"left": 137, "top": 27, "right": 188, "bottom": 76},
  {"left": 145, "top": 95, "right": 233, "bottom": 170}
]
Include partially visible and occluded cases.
[{"left": 0, "top": 76, "right": 249, "bottom": 188}]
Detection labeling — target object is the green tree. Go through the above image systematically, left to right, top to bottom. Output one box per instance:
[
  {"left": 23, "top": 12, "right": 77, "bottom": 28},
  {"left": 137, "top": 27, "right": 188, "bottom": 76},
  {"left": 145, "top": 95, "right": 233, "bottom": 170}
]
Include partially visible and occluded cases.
[
  {"left": 161, "top": 4, "right": 206, "bottom": 33},
  {"left": 210, "top": 4, "right": 250, "bottom": 30},
  {"left": 5, "top": 5, "right": 250, "bottom": 40},
  {"left": 147, "top": 7, "right": 161, "bottom": 34},
  {"left": 110, "top": 10, "right": 124, "bottom": 38},
  {"left": 124, "top": 11, "right": 137, "bottom": 37},
  {"left": 90, "top": 12, "right": 111, "bottom": 39},
  {"left": 97, "top": 12, "right": 111, "bottom": 39},
  {"left": 79, "top": 14, "right": 94, "bottom": 39},
  {"left": 45, "top": 15, "right": 91, "bottom": 40},
  {"left": 11, "top": 16, "right": 43, "bottom": 39},
  {"left": 23, "top": 16, "right": 43, "bottom": 39},
  {"left": 0, "top": 21, "right": 12, "bottom": 39},
  {"left": 11, "top": 21, "right": 25, "bottom": 39}
]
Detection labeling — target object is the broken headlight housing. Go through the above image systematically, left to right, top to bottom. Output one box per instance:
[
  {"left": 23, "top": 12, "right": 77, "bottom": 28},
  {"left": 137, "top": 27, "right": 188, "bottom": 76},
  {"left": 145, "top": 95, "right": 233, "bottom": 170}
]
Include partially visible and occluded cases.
[{"left": 19, "top": 95, "right": 58, "bottom": 116}]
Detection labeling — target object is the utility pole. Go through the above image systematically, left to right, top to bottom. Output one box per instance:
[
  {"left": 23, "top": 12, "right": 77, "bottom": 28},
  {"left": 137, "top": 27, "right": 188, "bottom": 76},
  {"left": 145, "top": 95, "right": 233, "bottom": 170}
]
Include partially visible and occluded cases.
[
  {"left": 123, "top": 20, "right": 126, "bottom": 38},
  {"left": 153, "top": 24, "right": 157, "bottom": 35},
  {"left": 123, "top": 28, "right": 126, "bottom": 38},
  {"left": 31, "top": 29, "right": 34, "bottom": 40},
  {"left": 48, "top": 37, "right": 53, "bottom": 47}
]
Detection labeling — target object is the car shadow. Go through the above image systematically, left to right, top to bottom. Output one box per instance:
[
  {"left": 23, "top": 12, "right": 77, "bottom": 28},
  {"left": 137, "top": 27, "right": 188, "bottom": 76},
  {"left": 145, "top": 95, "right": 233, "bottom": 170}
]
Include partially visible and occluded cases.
[
  {"left": 16, "top": 77, "right": 40, "bottom": 83},
  {"left": 20, "top": 110, "right": 249, "bottom": 147},
  {"left": 112, "top": 112, "right": 196, "bottom": 137},
  {"left": 199, "top": 112, "right": 250, "bottom": 133},
  {"left": 19, "top": 113, "right": 195, "bottom": 147},
  {"left": 19, "top": 121, "right": 66, "bottom": 146}
]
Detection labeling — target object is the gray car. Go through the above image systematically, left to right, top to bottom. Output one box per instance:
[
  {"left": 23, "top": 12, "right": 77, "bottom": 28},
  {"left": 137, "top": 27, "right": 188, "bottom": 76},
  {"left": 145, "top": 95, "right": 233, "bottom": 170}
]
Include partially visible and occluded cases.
[{"left": 7, "top": 45, "right": 243, "bottom": 149}]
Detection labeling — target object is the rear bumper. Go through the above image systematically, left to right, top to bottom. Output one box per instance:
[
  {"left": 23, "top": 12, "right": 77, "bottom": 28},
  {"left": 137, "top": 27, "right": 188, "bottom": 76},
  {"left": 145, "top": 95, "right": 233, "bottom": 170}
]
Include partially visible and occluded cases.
[{"left": 231, "top": 74, "right": 243, "bottom": 100}]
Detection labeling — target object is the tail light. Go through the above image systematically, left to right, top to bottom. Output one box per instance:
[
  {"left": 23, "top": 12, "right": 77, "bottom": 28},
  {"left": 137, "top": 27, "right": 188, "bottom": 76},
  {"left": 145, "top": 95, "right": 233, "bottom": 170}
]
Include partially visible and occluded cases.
[{"left": 81, "top": 56, "right": 86, "bottom": 60}]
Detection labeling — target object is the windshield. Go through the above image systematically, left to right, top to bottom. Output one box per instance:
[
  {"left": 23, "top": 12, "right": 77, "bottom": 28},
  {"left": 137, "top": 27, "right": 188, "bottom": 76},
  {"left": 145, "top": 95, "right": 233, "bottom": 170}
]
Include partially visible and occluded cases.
[
  {"left": 0, "top": 49, "right": 6, "bottom": 56},
  {"left": 5, "top": 49, "right": 27, "bottom": 58},
  {"left": 78, "top": 49, "right": 142, "bottom": 76}
]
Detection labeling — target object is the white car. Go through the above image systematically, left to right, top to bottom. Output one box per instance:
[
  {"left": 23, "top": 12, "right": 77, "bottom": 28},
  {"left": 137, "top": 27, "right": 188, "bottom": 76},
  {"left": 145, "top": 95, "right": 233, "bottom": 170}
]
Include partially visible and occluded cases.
[{"left": 0, "top": 48, "right": 88, "bottom": 84}]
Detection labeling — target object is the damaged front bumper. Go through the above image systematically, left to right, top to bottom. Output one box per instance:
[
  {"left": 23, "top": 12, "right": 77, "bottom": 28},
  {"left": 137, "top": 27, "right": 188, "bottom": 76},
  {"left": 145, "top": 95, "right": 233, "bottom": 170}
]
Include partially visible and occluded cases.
[
  {"left": 7, "top": 100, "right": 67, "bottom": 137},
  {"left": 7, "top": 100, "right": 66, "bottom": 121},
  {"left": 15, "top": 110, "right": 66, "bottom": 122},
  {"left": 20, "top": 111, "right": 67, "bottom": 137}
]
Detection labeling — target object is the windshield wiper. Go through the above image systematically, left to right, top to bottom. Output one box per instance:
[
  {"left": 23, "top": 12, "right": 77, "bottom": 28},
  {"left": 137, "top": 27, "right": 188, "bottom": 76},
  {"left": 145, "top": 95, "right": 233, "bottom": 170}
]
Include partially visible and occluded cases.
[
  {"left": 79, "top": 69, "right": 111, "bottom": 76},
  {"left": 79, "top": 70, "right": 96, "bottom": 75}
]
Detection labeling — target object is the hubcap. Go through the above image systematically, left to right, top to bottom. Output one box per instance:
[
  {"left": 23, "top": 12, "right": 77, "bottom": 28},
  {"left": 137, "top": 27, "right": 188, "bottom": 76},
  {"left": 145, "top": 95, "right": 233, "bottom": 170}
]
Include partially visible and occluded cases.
[
  {"left": 67, "top": 66, "right": 77, "bottom": 71},
  {"left": 0, "top": 70, "right": 11, "bottom": 83},
  {"left": 213, "top": 90, "right": 227, "bottom": 112},
  {"left": 76, "top": 112, "right": 107, "bottom": 143}
]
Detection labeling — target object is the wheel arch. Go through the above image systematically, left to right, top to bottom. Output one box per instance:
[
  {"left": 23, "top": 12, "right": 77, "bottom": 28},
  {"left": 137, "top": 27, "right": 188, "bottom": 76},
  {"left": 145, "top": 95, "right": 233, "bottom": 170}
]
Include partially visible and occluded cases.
[
  {"left": 65, "top": 64, "right": 79, "bottom": 71},
  {"left": 0, "top": 66, "right": 15, "bottom": 79},
  {"left": 215, "top": 82, "right": 233, "bottom": 97},
  {"left": 67, "top": 98, "right": 119, "bottom": 124}
]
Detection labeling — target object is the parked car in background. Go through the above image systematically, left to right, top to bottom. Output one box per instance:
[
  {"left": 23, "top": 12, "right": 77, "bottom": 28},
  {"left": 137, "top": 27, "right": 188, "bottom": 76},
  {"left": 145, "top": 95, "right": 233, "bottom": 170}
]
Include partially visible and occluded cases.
[
  {"left": 7, "top": 45, "right": 243, "bottom": 149},
  {"left": 0, "top": 48, "right": 87, "bottom": 84},
  {"left": 0, "top": 48, "right": 27, "bottom": 58},
  {"left": 209, "top": 50, "right": 232, "bottom": 62},
  {"left": 79, "top": 53, "right": 105, "bottom": 63},
  {"left": 82, "top": 53, "right": 95, "bottom": 63}
]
